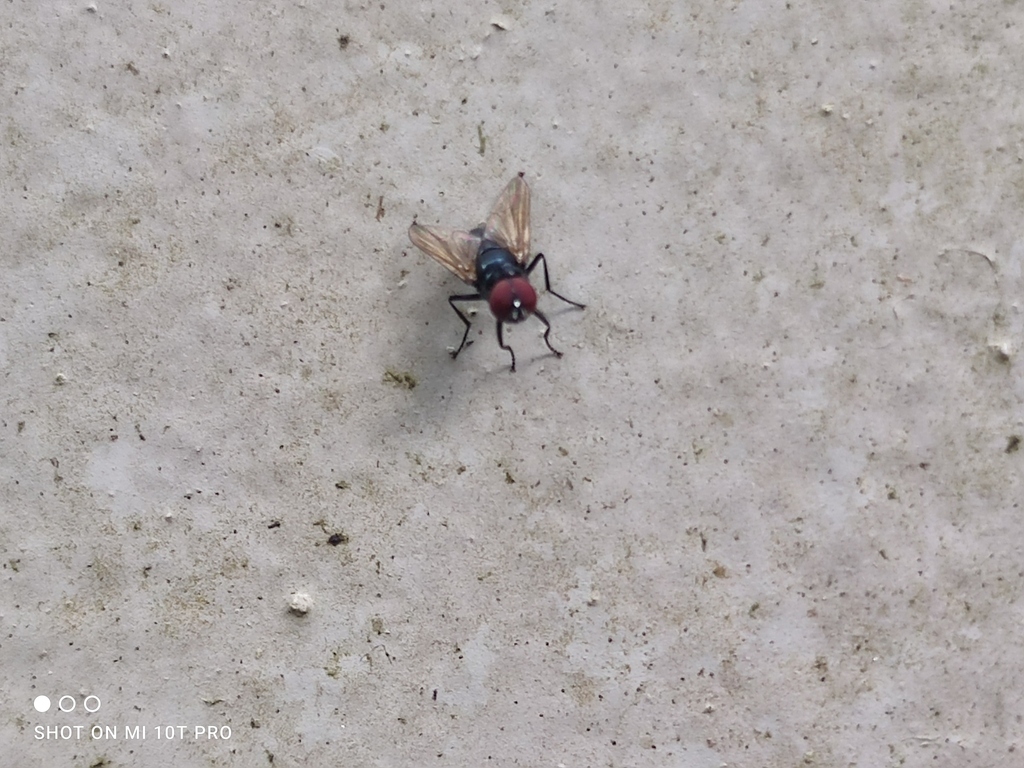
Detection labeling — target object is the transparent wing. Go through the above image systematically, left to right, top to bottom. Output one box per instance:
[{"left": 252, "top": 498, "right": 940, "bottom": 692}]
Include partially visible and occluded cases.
[
  {"left": 483, "top": 175, "right": 531, "bottom": 265},
  {"left": 408, "top": 223, "right": 480, "bottom": 285}
]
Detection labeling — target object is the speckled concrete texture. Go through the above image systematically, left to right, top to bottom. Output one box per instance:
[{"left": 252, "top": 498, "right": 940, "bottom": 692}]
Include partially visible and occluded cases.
[{"left": 3, "top": 1, "right": 1023, "bottom": 766}]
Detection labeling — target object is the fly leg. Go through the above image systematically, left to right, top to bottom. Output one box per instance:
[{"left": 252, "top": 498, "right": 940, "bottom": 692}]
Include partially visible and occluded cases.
[
  {"left": 525, "top": 253, "right": 586, "bottom": 309},
  {"left": 448, "top": 294, "right": 483, "bottom": 359},
  {"left": 532, "top": 309, "right": 563, "bottom": 360},
  {"left": 495, "top": 321, "right": 517, "bottom": 372}
]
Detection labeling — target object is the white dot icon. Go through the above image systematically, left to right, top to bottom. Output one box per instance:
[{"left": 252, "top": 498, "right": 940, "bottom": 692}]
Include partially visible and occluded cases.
[{"left": 33, "top": 696, "right": 51, "bottom": 713}]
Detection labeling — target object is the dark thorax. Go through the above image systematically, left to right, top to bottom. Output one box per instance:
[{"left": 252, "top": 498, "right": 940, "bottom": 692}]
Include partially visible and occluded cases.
[{"left": 474, "top": 239, "right": 525, "bottom": 296}]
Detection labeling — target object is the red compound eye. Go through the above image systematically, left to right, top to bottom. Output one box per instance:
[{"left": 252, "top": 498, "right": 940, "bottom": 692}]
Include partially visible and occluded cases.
[{"left": 488, "top": 277, "right": 537, "bottom": 322}]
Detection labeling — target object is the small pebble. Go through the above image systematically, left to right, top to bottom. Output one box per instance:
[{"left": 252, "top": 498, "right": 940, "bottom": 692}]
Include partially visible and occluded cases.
[{"left": 288, "top": 591, "right": 313, "bottom": 615}]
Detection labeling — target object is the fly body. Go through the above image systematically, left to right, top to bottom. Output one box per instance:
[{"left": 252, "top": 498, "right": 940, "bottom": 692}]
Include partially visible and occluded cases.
[{"left": 408, "top": 174, "right": 585, "bottom": 372}]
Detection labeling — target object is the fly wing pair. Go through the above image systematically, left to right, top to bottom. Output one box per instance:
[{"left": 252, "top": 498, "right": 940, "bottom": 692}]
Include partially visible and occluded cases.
[{"left": 408, "top": 174, "right": 532, "bottom": 286}]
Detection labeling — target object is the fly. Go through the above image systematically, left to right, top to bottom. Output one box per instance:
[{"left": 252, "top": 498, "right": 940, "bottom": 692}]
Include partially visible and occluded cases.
[{"left": 408, "top": 173, "right": 585, "bottom": 372}]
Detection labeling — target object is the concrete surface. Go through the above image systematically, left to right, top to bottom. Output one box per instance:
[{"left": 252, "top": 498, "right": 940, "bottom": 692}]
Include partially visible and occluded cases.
[{"left": 3, "top": 1, "right": 1023, "bottom": 766}]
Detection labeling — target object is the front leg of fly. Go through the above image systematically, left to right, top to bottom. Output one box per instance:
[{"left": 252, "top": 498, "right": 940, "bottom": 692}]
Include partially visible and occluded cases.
[
  {"left": 448, "top": 293, "right": 483, "bottom": 359},
  {"left": 531, "top": 308, "right": 563, "bottom": 359},
  {"left": 495, "top": 321, "right": 517, "bottom": 372}
]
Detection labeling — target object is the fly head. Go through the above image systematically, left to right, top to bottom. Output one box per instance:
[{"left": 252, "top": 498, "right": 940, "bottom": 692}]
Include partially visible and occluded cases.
[{"left": 488, "top": 277, "right": 537, "bottom": 323}]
